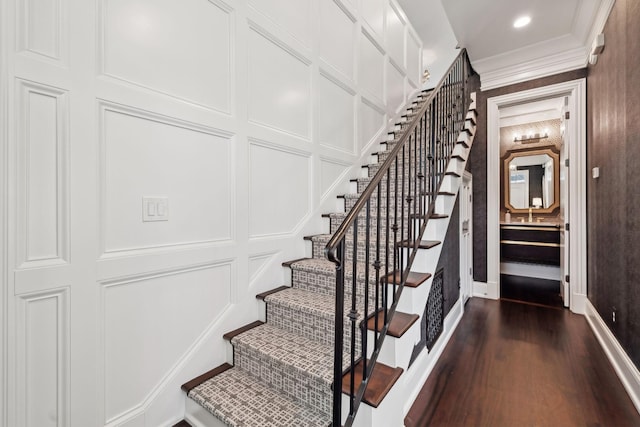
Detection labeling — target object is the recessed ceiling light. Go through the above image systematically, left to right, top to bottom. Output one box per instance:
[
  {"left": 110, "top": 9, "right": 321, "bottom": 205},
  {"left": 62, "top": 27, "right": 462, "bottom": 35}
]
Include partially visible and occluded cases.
[{"left": 513, "top": 16, "right": 531, "bottom": 28}]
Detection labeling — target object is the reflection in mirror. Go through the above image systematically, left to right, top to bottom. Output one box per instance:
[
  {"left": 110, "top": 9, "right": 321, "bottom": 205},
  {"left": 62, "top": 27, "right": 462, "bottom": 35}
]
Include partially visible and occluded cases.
[{"left": 503, "top": 147, "right": 559, "bottom": 214}]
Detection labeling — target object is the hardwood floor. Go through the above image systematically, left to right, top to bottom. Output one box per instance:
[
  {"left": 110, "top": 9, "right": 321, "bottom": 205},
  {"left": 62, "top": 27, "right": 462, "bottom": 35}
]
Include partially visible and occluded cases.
[{"left": 405, "top": 298, "right": 640, "bottom": 427}]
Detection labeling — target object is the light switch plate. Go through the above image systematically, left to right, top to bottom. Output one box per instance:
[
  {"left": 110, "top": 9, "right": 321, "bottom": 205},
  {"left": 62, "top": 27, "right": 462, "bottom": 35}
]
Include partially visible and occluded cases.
[
  {"left": 592, "top": 167, "right": 600, "bottom": 179},
  {"left": 143, "top": 197, "right": 169, "bottom": 222}
]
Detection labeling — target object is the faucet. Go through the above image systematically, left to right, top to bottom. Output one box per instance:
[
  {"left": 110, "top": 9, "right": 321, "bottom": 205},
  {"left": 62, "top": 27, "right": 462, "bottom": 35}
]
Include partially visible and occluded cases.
[{"left": 528, "top": 207, "right": 533, "bottom": 223}]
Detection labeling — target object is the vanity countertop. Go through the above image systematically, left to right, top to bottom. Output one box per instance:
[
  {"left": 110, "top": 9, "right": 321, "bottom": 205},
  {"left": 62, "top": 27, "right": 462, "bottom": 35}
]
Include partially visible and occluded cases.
[{"left": 501, "top": 221, "right": 561, "bottom": 227}]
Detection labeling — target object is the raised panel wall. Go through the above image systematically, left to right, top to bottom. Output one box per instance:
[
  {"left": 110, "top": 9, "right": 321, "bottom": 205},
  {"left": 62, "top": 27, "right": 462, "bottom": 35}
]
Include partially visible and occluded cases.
[
  {"left": 19, "top": 0, "right": 65, "bottom": 61},
  {"left": 102, "top": 0, "right": 232, "bottom": 112},
  {"left": 248, "top": 0, "right": 312, "bottom": 47},
  {"left": 319, "top": 0, "right": 356, "bottom": 80},
  {"left": 386, "top": 3, "right": 405, "bottom": 68},
  {"left": 247, "top": 25, "right": 311, "bottom": 139},
  {"left": 359, "top": 31, "right": 385, "bottom": 103},
  {"left": 387, "top": 60, "right": 406, "bottom": 113},
  {"left": 318, "top": 73, "right": 356, "bottom": 154},
  {"left": 16, "top": 80, "right": 68, "bottom": 267},
  {"left": 359, "top": 98, "right": 385, "bottom": 150},
  {"left": 100, "top": 103, "right": 233, "bottom": 255},
  {"left": 249, "top": 142, "right": 311, "bottom": 238},
  {"left": 102, "top": 263, "right": 232, "bottom": 423},
  {"left": 17, "top": 289, "right": 69, "bottom": 427}
]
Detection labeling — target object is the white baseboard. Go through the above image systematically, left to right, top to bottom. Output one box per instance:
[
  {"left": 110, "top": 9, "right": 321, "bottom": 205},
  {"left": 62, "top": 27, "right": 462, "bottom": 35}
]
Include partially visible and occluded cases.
[
  {"left": 473, "top": 281, "right": 499, "bottom": 300},
  {"left": 584, "top": 299, "right": 640, "bottom": 415}
]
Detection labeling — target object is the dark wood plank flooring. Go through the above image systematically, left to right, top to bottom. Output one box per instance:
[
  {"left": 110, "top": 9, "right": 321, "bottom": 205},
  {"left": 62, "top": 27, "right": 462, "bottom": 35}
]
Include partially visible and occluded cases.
[{"left": 405, "top": 298, "right": 640, "bottom": 427}]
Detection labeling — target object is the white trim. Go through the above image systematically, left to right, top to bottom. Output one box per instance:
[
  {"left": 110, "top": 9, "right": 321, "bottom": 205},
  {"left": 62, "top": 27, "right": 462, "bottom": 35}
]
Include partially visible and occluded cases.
[
  {"left": 0, "top": 0, "right": 8, "bottom": 423},
  {"left": 476, "top": 46, "right": 588, "bottom": 91},
  {"left": 487, "top": 79, "right": 587, "bottom": 314},
  {"left": 500, "top": 262, "right": 561, "bottom": 281},
  {"left": 585, "top": 300, "right": 640, "bottom": 414}
]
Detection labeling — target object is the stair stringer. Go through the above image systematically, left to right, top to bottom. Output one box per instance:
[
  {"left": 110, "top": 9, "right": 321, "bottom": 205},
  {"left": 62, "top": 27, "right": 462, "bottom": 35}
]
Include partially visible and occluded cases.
[{"left": 350, "top": 94, "right": 477, "bottom": 427}]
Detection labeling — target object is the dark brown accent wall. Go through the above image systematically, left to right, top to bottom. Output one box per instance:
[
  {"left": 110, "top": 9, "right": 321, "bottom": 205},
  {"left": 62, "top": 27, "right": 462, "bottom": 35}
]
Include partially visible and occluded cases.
[
  {"left": 587, "top": 0, "right": 640, "bottom": 369},
  {"left": 466, "top": 69, "right": 587, "bottom": 283},
  {"left": 438, "top": 195, "right": 460, "bottom": 316}
]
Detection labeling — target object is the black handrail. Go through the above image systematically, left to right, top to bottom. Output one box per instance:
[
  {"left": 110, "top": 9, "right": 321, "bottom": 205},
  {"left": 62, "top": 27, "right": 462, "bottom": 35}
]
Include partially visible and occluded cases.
[{"left": 326, "top": 49, "right": 473, "bottom": 426}]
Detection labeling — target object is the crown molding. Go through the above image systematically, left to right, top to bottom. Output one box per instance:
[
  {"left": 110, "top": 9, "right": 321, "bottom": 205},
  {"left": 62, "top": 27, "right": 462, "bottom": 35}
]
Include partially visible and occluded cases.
[{"left": 475, "top": 45, "right": 588, "bottom": 91}]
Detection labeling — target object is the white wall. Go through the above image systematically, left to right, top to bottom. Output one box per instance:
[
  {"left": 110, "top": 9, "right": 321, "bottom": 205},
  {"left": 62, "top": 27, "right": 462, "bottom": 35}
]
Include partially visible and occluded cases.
[{"left": 0, "top": 0, "right": 423, "bottom": 425}]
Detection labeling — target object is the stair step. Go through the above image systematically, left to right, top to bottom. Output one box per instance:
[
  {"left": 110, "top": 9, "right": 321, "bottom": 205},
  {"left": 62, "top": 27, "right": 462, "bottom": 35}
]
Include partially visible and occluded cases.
[
  {"left": 451, "top": 154, "right": 465, "bottom": 161},
  {"left": 445, "top": 171, "right": 461, "bottom": 177},
  {"left": 430, "top": 213, "right": 449, "bottom": 219},
  {"left": 397, "top": 239, "right": 441, "bottom": 249},
  {"left": 382, "top": 271, "right": 432, "bottom": 288},
  {"left": 256, "top": 286, "right": 290, "bottom": 301},
  {"left": 262, "top": 287, "right": 363, "bottom": 352},
  {"left": 366, "top": 310, "right": 419, "bottom": 337},
  {"left": 223, "top": 321, "right": 264, "bottom": 342},
  {"left": 231, "top": 323, "right": 334, "bottom": 414},
  {"left": 341, "top": 360, "right": 403, "bottom": 408},
  {"left": 182, "top": 363, "right": 233, "bottom": 393},
  {"left": 188, "top": 366, "right": 330, "bottom": 427},
  {"left": 172, "top": 420, "right": 192, "bottom": 427}
]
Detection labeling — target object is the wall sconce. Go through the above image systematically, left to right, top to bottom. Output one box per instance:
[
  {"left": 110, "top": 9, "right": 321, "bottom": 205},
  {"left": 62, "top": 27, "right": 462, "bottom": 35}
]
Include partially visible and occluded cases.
[
  {"left": 513, "top": 129, "right": 549, "bottom": 143},
  {"left": 532, "top": 197, "right": 543, "bottom": 208}
]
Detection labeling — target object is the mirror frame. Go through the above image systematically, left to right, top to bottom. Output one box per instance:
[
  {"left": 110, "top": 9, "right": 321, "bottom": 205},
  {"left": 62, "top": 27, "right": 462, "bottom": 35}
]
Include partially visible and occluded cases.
[{"left": 503, "top": 146, "right": 560, "bottom": 214}]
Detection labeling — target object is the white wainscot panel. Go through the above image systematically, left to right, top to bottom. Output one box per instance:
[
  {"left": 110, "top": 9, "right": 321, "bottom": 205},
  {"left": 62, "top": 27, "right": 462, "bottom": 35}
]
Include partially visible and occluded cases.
[
  {"left": 19, "top": 0, "right": 62, "bottom": 59},
  {"left": 102, "top": 0, "right": 231, "bottom": 112},
  {"left": 248, "top": 0, "right": 311, "bottom": 47},
  {"left": 319, "top": 0, "right": 355, "bottom": 80},
  {"left": 361, "top": 0, "right": 384, "bottom": 38},
  {"left": 386, "top": 3, "right": 405, "bottom": 68},
  {"left": 248, "top": 27, "right": 311, "bottom": 139},
  {"left": 359, "top": 32, "right": 384, "bottom": 102},
  {"left": 406, "top": 32, "right": 421, "bottom": 85},
  {"left": 386, "top": 61, "right": 405, "bottom": 114},
  {"left": 318, "top": 75, "right": 355, "bottom": 154},
  {"left": 17, "top": 81, "right": 68, "bottom": 265},
  {"left": 359, "top": 99, "right": 385, "bottom": 150},
  {"left": 102, "top": 105, "right": 232, "bottom": 255},
  {"left": 249, "top": 143, "right": 310, "bottom": 237},
  {"left": 320, "top": 158, "right": 350, "bottom": 199},
  {"left": 249, "top": 252, "right": 277, "bottom": 284},
  {"left": 103, "top": 264, "right": 231, "bottom": 423},
  {"left": 17, "top": 289, "right": 69, "bottom": 427}
]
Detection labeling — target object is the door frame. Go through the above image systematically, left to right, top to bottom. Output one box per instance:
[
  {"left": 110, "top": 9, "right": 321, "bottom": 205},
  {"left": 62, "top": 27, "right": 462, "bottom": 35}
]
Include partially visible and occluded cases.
[
  {"left": 486, "top": 79, "right": 587, "bottom": 314},
  {"left": 460, "top": 171, "right": 473, "bottom": 305}
]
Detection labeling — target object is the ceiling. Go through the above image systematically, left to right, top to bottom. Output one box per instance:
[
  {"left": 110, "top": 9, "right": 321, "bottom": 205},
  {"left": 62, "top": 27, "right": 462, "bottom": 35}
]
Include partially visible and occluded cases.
[{"left": 398, "top": 0, "right": 614, "bottom": 89}]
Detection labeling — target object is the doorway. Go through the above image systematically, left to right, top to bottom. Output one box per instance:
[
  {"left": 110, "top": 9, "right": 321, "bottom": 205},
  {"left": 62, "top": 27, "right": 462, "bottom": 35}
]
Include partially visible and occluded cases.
[
  {"left": 486, "top": 79, "right": 587, "bottom": 314},
  {"left": 460, "top": 172, "right": 473, "bottom": 306}
]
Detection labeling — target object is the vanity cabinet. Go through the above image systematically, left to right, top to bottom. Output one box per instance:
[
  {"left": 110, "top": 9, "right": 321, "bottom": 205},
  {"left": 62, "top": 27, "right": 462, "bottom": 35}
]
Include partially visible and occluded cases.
[{"left": 500, "top": 224, "right": 560, "bottom": 265}]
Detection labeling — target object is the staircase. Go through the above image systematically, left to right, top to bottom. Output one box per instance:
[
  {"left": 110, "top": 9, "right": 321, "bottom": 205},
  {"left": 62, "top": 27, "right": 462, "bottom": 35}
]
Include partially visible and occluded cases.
[{"left": 180, "top": 51, "right": 477, "bottom": 427}]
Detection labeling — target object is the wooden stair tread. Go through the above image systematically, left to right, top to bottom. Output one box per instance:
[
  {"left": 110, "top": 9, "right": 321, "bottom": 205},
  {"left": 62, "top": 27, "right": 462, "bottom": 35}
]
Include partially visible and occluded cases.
[
  {"left": 457, "top": 139, "right": 470, "bottom": 148},
  {"left": 451, "top": 154, "right": 465, "bottom": 160},
  {"left": 445, "top": 171, "right": 461, "bottom": 177},
  {"left": 430, "top": 213, "right": 449, "bottom": 219},
  {"left": 397, "top": 240, "right": 441, "bottom": 249},
  {"left": 282, "top": 257, "right": 308, "bottom": 267},
  {"left": 383, "top": 271, "right": 432, "bottom": 288},
  {"left": 256, "top": 286, "right": 289, "bottom": 301},
  {"left": 367, "top": 310, "right": 419, "bottom": 337},
  {"left": 222, "top": 321, "right": 264, "bottom": 341},
  {"left": 341, "top": 360, "right": 403, "bottom": 408},
  {"left": 181, "top": 363, "right": 232, "bottom": 393},
  {"left": 172, "top": 420, "right": 192, "bottom": 427}
]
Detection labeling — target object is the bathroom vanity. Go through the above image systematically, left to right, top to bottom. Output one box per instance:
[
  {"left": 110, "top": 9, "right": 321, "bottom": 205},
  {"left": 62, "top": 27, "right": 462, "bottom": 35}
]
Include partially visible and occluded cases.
[{"left": 500, "top": 222, "right": 561, "bottom": 266}]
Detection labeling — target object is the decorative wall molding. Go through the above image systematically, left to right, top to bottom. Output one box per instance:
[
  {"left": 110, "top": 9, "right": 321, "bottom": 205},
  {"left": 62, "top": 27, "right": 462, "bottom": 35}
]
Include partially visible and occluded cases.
[
  {"left": 18, "top": 0, "right": 68, "bottom": 65},
  {"left": 98, "top": 0, "right": 234, "bottom": 114},
  {"left": 15, "top": 79, "right": 69, "bottom": 269},
  {"left": 97, "top": 100, "right": 235, "bottom": 258},
  {"left": 99, "top": 260, "right": 234, "bottom": 425},
  {"left": 16, "top": 287, "right": 70, "bottom": 427},
  {"left": 585, "top": 299, "right": 640, "bottom": 414}
]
